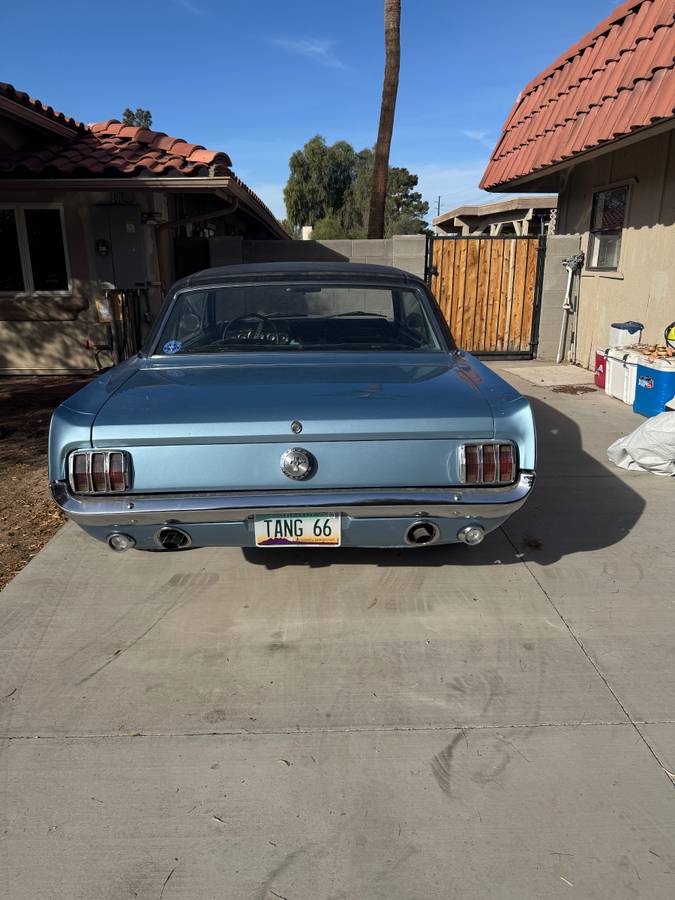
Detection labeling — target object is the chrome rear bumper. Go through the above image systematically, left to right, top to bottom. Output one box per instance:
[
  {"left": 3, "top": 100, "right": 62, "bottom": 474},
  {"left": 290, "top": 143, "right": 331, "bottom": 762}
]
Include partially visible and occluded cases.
[{"left": 50, "top": 472, "right": 535, "bottom": 526}]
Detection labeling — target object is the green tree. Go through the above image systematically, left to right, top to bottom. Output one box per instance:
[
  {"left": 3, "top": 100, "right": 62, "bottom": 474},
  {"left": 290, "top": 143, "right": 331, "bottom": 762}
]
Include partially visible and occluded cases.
[
  {"left": 122, "top": 107, "right": 153, "bottom": 128},
  {"left": 283, "top": 135, "right": 357, "bottom": 229},
  {"left": 285, "top": 139, "right": 428, "bottom": 238},
  {"left": 324, "top": 149, "right": 428, "bottom": 238},
  {"left": 385, "top": 167, "right": 428, "bottom": 235},
  {"left": 312, "top": 213, "right": 351, "bottom": 240},
  {"left": 281, "top": 218, "right": 300, "bottom": 238}
]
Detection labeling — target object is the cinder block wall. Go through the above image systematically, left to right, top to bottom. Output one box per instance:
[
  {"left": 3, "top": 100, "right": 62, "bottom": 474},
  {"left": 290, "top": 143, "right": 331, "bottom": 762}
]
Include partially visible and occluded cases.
[
  {"left": 214, "top": 235, "right": 428, "bottom": 279},
  {"left": 321, "top": 235, "right": 427, "bottom": 278},
  {"left": 535, "top": 235, "right": 581, "bottom": 360}
]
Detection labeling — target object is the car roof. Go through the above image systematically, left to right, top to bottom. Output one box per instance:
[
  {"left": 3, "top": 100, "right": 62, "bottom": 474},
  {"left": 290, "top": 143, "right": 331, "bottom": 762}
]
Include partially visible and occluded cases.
[{"left": 173, "top": 261, "right": 423, "bottom": 291}]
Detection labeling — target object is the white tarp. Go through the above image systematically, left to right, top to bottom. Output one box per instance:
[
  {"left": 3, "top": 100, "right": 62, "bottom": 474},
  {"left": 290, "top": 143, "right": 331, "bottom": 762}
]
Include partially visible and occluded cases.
[{"left": 607, "top": 411, "right": 675, "bottom": 476}]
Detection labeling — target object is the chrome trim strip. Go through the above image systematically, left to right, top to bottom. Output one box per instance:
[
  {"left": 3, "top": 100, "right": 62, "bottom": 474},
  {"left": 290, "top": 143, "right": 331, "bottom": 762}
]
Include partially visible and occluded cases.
[
  {"left": 85, "top": 451, "right": 93, "bottom": 494},
  {"left": 104, "top": 452, "right": 111, "bottom": 493},
  {"left": 50, "top": 472, "right": 535, "bottom": 526}
]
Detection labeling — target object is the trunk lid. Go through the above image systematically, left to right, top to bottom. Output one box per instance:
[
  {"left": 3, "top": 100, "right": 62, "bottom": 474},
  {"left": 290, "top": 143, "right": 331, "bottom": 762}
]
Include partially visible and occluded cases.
[{"left": 91, "top": 353, "right": 494, "bottom": 491}]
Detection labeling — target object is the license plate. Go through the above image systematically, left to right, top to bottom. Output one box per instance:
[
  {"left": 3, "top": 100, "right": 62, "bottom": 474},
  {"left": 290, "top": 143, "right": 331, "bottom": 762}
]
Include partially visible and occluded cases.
[{"left": 254, "top": 513, "right": 341, "bottom": 547}]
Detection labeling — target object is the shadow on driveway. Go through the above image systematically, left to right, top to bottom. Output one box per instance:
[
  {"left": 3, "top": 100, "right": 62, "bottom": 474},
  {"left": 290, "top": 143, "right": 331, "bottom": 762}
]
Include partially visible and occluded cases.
[{"left": 242, "top": 396, "right": 645, "bottom": 570}]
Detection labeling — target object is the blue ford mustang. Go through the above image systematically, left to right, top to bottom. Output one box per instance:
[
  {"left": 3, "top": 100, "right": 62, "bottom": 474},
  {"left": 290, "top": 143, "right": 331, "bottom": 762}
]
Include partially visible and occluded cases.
[{"left": 49, "top": 262, "right": 535, "bottom": 551}]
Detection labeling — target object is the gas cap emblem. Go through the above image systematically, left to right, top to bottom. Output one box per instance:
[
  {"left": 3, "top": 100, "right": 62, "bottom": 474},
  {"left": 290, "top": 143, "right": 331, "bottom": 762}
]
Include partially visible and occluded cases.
[{"left": 280, "top": 447, "right": 313, "bottom": 480}]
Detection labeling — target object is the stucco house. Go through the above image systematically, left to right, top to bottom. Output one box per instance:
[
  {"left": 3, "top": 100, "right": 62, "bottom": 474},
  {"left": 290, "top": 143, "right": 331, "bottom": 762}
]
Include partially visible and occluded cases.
[
  {"left": 481, "top": 0, "right": 675, "bottom": 368},
  {"left": 0, "top": 83, "right": 286, "bottom": 374}
]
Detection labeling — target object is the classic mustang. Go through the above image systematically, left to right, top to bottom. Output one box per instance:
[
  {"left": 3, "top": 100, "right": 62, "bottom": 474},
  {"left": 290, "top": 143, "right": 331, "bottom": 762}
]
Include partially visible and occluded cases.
[{"left": 49, "top": 262, "right": 535, "bottom": 551}]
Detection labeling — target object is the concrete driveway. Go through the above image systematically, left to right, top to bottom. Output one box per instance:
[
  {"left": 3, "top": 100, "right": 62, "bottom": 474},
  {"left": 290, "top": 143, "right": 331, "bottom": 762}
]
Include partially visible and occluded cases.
[{"left": 2, "top": 363, "right": 674, "bottom": 899}]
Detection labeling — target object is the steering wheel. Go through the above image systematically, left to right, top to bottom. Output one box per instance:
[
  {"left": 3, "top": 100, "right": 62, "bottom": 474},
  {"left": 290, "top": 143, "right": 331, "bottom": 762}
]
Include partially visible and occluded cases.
[{"left": 222, "top": 314, "right": 279, "bottom": 344}]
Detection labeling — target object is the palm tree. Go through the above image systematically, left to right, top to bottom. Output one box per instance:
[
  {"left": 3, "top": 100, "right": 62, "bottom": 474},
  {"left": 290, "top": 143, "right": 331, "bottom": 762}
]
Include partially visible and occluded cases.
[{"left": 367, "top": 0, "right": 401, "bottom": 239}]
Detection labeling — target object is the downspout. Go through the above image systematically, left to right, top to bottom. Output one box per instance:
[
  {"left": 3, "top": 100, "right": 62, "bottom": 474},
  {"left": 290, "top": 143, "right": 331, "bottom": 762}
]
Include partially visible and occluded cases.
[{"left": 556, "top": 252, "right": 584, "bottom": 364}]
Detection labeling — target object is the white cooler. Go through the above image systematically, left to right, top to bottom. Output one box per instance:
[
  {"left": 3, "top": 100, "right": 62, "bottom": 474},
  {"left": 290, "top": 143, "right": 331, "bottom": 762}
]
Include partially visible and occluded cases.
[
  {"left": 609, "top": 322, "right": 643, "bottom": 347},
  {"left": 605, "top": 349, "right": 646, "bottom": 404},
  {"left": 623, "top": 349, "right": 647, "bottom": 405}
]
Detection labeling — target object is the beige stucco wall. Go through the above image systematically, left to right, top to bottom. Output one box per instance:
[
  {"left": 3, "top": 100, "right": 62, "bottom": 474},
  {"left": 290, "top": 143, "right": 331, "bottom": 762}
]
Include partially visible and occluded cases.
[
  {"left": 556, "top": 127, "right": 675, "bottom": 369},
  {"left": 0, "top": 188, "right": 164, "bottom": 374}
]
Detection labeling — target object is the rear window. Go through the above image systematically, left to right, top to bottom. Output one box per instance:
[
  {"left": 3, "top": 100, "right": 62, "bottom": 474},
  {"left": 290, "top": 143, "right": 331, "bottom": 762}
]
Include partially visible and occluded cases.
[{"left": 155, "top": 282, "right": 442, "bottom": 354}]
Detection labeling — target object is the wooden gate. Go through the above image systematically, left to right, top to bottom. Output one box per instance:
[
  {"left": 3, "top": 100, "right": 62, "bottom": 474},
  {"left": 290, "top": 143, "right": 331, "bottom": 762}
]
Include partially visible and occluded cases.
[{"left": 426, "top": 235, "right": 546, "bottom": 357}]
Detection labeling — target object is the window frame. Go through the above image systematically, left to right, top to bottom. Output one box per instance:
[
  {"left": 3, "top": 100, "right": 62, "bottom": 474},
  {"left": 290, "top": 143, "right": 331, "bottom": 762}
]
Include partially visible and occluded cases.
[
  {"left": 585, "top": 182, "right": 630, "bottom": 274},
  {"left": 0, "top": 202, "right": 72, "bottom": 297}
]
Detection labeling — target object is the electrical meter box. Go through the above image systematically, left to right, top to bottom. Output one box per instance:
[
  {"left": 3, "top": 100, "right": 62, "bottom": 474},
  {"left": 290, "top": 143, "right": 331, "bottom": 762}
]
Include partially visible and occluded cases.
[{"left": 91, "top": 205, "right": 147, "bottom": 289}]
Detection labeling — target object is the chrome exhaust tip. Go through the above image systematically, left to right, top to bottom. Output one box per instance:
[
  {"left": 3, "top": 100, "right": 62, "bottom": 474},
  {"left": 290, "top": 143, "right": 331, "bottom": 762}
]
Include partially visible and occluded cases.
[
  {"left": 405, "top": 521, "right": 440, "bottom": 546},
  {"left": 457, "top": 524, "right": 485, "bottom": 546},
  {"left": 155, "top": 527, "right": 192, "bottom": 551},
  {"left": 107, "top": 533, "right": 136, "bottom": 552}
]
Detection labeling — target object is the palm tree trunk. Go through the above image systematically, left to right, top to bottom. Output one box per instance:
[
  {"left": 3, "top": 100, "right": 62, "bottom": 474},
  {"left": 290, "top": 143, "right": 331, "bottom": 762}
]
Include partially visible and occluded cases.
[{"left": 367, "top": 0, "right": 401, "bottom": 239}]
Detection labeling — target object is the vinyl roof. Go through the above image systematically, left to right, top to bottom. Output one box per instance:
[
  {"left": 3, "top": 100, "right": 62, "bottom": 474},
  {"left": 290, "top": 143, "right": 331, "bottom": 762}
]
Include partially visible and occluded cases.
[
  {"left": 480, "top": 0, "right": 675, "bottom": 190},
  {"left": 178, "top": 261, "right": 417, "bottom": 290}
]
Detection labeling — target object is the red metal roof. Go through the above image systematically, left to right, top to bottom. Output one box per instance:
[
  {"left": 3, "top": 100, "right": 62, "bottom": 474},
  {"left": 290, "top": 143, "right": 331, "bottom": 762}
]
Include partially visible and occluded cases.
[
  {"left": 480, "top": 0, "right": 675, "bottom": 190},
  {"left": 0, "top": 82, "right": 85, "bottom": 133},
  {"left": 0, "top": 118, "right": 233, "bottom": 178}
]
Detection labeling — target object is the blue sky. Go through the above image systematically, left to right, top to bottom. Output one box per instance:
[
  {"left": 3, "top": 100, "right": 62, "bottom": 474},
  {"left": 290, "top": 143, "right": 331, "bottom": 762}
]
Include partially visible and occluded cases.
[{"left": 4, "top": 0, "right": 621, "bottom": 223}]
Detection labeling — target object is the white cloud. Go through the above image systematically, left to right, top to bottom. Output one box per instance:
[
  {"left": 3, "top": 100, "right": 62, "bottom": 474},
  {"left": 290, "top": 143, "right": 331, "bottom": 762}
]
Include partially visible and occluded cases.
[
  {"left": 173, "top": 0, "right": 204, "bottom": 14},
  {"left": 267, "top": 37, "right": 350, "bottom": 71},
  {"left": 462, "top": 129, "right": 496, "bottom": 150},
  {"left": 414, "top": 161, "right": 506, "bottom": 220},
  {"left": 247, "top": 181, "right": 286, "bottom": 220}
]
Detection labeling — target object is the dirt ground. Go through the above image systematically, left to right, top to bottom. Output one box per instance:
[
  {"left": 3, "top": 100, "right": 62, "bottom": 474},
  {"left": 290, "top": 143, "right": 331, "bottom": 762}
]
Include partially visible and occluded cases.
[{"left": 0, "top": 376, "right": 90, "bottom": 590}]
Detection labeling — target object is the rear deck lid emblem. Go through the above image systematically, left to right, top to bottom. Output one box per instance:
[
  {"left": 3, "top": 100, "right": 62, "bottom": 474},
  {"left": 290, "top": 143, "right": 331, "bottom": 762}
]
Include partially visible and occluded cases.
[{"left": 280, "top": 448, "right": 313, "bottom": 480}]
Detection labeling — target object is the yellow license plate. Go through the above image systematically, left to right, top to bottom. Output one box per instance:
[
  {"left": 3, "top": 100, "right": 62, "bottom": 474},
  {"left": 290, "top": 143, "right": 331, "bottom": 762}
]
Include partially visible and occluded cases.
[{"left": 254, "top": 513, "right": 341, "bottom": 547}]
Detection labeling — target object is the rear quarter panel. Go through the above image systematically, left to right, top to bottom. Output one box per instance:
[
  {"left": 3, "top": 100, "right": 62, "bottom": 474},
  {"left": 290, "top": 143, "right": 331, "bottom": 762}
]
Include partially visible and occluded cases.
[
  {"left": 458, "top": 353, "right": 536, "bottom": 471},
  {"left": 48, "top": 358, "right": 141, "bottom": 481}
]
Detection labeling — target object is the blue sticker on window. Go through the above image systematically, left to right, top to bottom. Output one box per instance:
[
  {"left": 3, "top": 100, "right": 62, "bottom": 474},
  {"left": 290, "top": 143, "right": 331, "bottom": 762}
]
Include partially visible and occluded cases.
[{"left": 163, "top": 340, "right": 182, "bottom": 355}]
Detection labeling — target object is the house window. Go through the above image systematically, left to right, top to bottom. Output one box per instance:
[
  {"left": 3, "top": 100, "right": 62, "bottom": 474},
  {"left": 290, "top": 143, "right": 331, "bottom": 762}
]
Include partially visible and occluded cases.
[
  {"left": 587, "top": 186, "right": 628, "bottom": 271},
  {"left": 0, "top": 206, "right": 70, "bottom": 293}
]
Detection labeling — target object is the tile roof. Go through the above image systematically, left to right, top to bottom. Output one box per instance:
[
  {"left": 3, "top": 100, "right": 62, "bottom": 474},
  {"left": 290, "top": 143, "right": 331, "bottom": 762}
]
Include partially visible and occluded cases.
[
  {"left": 480, "top": 0, "right": 675, "bottom": 190},
  {"left": 0, "top": 82, "right": 85, "bottom": 133},
  {"left": 0, "top": 85, "right": 284, "bottom": 233},
  {"left": 0, "top": 118, "right": 233, "bottom": 178}
]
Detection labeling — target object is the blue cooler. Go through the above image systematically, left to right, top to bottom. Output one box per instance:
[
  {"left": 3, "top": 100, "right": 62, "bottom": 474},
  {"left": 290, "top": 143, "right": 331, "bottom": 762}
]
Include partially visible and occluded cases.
[{"left": 633, "top": 359, "right": 675, "bottom": 417}]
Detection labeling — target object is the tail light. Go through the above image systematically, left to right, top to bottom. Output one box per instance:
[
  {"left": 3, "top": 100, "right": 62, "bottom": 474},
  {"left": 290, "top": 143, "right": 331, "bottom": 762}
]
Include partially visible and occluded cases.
[
  {"left": 459, "top": 442, "right": 516, "bottom": 485},
  {"left": 68, "top": 450, "right": 131, "bottom": 494}
]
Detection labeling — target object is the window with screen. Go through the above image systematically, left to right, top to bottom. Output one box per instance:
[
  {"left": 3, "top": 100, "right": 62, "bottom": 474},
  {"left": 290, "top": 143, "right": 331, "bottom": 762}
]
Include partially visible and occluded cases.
[
  {"left": 587, "top": 186, "right": 628, "bottom": 271},
  {"left": 0, "top": 206, "right": 70, "bottom": 294}
]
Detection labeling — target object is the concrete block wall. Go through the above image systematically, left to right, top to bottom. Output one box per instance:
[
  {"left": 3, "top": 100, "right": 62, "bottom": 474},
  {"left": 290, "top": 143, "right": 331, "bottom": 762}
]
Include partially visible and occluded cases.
[
  {"left": 209, "top": 235, "right": 428, "bottom": 278},
  {"left": 321, "top": 235, "right": 427, "bottom": 278},
  {"left": 535, "top": 235, "right": 581, "bottom": 360}
]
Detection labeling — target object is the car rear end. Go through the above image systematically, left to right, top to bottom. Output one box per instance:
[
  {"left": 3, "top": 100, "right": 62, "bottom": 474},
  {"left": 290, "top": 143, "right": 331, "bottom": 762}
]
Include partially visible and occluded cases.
[{"left": 49, "top": 265, "right": 535, "bottom": 551}]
